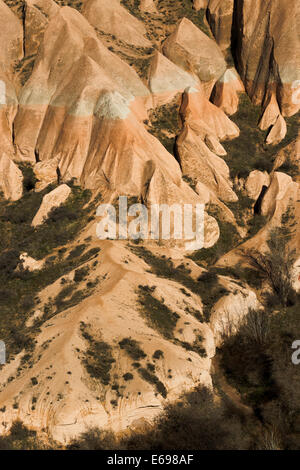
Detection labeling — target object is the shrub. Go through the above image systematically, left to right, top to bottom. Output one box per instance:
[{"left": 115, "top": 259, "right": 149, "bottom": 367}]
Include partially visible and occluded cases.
[
  {"left": 223, "top": 94, "right": 299, "bottom": 180},
  {"left": 148, "top": 97, "right": 182, "bottom": 155},
  {"left": 18, "top": 163, "right": 37, "bottom": 192},
  {"left": 241, "top": 227, "right": 297, "bottom": 307},
  {"left": 131, "top": 246, "right": 228, "bottom": 322},
  {"left": 74, "top": 266, "right": 90, "bottom": 283},
  {"left": 137, "top": 286, "right": 179, "bottom": 339},
  {"left": 81, "top": 329, "right": 115, "bottom": 386},
  {"left": 118, "top": 338, "right": 146, "bottom": 361},
  {"left": 153, "top": 350, "right": 164, "bottom": 360},
  {"left": 138, "top": 368, "right": 167, "bottom": 398},
  {"left": 123, "top": 373, "right": 134, "bottom": 381},
  {"left": 69, "top": 386, "right": 253, "bottom": 450},
  {"left": 0, "top": 420, "right": 55, "bottom": 450},
  {"left": 67, "top": 428, "right": 119, "bottom": 450}
]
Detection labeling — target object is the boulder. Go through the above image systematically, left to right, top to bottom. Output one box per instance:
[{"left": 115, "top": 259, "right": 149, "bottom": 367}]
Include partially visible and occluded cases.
[
  {"left": 140, "top": 0, "right": 158, "bottom": 13},
  {"left": 212, "top": 68, "right": 244, "bottom": 115},
  {"left": 181, "top": 86, "right": 239, "bottom": 141},
  {"left": 259, "top": 94, "right": 280, "bottom": 131},
  {"left": 266, "top": 115, "right": 287, "bottom": 145},
  {"left": 0, "top": 153, "right": 23, "bottom": 200},
  {"left": 245, "top": 170, "right": 270, "bottom": 202},
  {"left": 32, "top": 184, "right": 71, "bottom": 227},
  {"left": 20, "top": 253, "right": 44, "bottom": 271}
]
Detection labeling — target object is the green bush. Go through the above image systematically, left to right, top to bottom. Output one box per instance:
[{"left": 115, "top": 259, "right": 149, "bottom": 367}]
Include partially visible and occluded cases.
[
  {"left": 223, "top": 94, "right": 299, "bottom": 180},
  {"left": 131, "top": 245, "right": 229, "bottom": 321},
  {"left": 137, "top": 286, "right": 179, "bottom": 339},
  {"left": 81, "top": 325, "right": 115, "bottom": 386},
  {"left": 118, "top": 338, "right": 146, "bottom": 361},
  {"left": 153, "top": 350, "right": 164, "bottom": 360},
  {"left": 138, "top": 367, "right": 167, "bottom": 398},
  {"left": 123, "top": 373, "right": 134, "bottom": 381}
]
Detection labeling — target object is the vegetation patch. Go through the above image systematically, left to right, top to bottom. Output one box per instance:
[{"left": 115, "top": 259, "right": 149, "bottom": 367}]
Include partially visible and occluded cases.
[
  {"left": 223, "top": 94, "right": 299, "bottom": 180},
  {"left": 148, "top": 97, "right": 182, "bottom": 155},
  {"left": 0, "top": 169, "right": 101, "bottom": 360},
  {"left": 189, "top": 205, "right": 241, "bottom": 266},
  {"left": 131, "top": 245, "right": 229, "bottom": 321},
  {"left": 137, "top": 285, "right": 179, "bottom": 338},
  {"left": 80, "top": 323, "right": 115, "bottom": 386},
  {"left": 118, "top": 337, "right": 146, "bottom": 361},
  {"left": 138, "top": 367, "right": 167, "bottom": 398}
]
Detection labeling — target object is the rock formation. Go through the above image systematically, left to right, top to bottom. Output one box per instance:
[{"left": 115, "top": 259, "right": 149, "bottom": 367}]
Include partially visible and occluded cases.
[
  {"left": 0, "top": 0, "right": 298, "bottom": 447},
  {"left": 24, "top": 0, "right": 60, "bottom": 57},
  {"left": 82, "top": 0, "right": 152, "bottom": 48},
  {"left": 206, "top": 0, "right": 234, "bottom": 51},
  {"left": 233, "top": 0, "right": 300, "bottom": 117},
  {"left": 163, "top": 18, "right": 226, "bottom": 96},
  {"left": 148, "top": 51, "right": 198, "bottom": 106},
  {"left": 212, "top": 68, "right": 244, "bottom": 115},
  {"left": 0, "top": 153, "right": 23, "bottom": 200},
  {"left": 32, "top": 184, "right": 71, "bottom": 226}
]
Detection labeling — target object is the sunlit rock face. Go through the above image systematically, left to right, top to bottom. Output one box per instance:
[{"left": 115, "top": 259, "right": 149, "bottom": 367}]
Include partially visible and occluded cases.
[{"left": 233, "top": 0, "right": 300, "bottom": 117}]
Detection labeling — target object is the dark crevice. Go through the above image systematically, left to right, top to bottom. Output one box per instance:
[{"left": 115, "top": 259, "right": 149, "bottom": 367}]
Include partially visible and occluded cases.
[{"left": 254, "top": 185, "right": 268, "bottom": 215}]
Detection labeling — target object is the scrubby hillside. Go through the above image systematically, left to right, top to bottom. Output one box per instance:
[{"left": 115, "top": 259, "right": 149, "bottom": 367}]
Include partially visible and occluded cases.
[{"left": 0, "top": 0, "right": 299, "bottom": 449}]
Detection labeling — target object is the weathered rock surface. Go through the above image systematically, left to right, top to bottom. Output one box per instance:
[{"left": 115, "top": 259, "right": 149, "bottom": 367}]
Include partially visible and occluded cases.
[
  {"left": 0, "top": 0, "right": 23, "bottom": 67},
  {"left": 0, "top": 0, "right": 297, "bottom": 445},
  {"left": 24, "top": 0, "right": 60, "bottom": 57},
  {"left": 82, "top": 0, "right": 152, "bottom": 47},
  {"left": 140, "top": 0, "right": 158, "bottom": 13},
  {"left": 206, "top": 0, "right": 234, "bottom": 50},
  {"left": 233, "top": 0, "right": 300, "bottom": 117},
  {"left": 0, "top": 1, "right": 23, "bottom": 152},
  {"left": 14, "top": 7, "right": 150, "bottom": 166},
  {"left": 163, "top": 18, "right": 226, "bottom": 95},
  {"left": 148, "top": 51, "right": 198, "bottom": 106},
  {"left": 212, "top": 68, "right": 244, "bottom": 115},
  {"left": 180, "top": 86, "right": 240, "bottom": 142},
  {"left": 176, "top": 87, "right": 238, "bottom": 203},
  {"left": 258, "top": 93, "right": 281, "bottom": 131},
  {"left": 266, "top": 114, "right": 287, "bottom": 146},
  {"left": 273, "top": 131, "right": 300, "bottom": 182},
  {"left": 0, "top": 153, "right": 23, "bottom": 200},
  {"left": 217, "top": 170, "right": 300, "bottom": 266},
  {"left": 245, "top": 170, "right": 270, "bottom": 202},
  {"left": 260, "top": 172, "right": 298, "bottom": 220},
  {"left": 32, "top": 184, "right": 71, "bottom": 226},
  {"left": 0, "top": 239, "right": 258, "bottom": 442},
  {"left": 20, "top": 253, "right": 44, "bottom": 271},
  {"left": 210, "top": 287, "right": 260, "bottom": 346}
]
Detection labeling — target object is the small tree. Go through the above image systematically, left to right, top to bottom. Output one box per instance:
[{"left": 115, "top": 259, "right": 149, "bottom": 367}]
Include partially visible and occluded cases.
[{"left": 241, "top": 227, "right": 297, "bottom": 307}]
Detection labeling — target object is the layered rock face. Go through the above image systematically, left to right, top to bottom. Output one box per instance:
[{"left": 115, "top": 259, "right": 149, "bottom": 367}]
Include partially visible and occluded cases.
[
  {"left": 0, "top": 0, "right": 298, "bottom": 446},
  {"left": 196, "top": 0, "right": 300, "bottom": 140},
  {"left": 206, "top": 0, "right": 234, "bottom": 51},
  {"left": 233, "top": 0, "right": 300, "bottom": 117},
  {"left": 0, "top": 1, "right": 23, "bottom": 154},
  {"left": 14, "top": 7, "right": 150, "bottom": 168}
]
